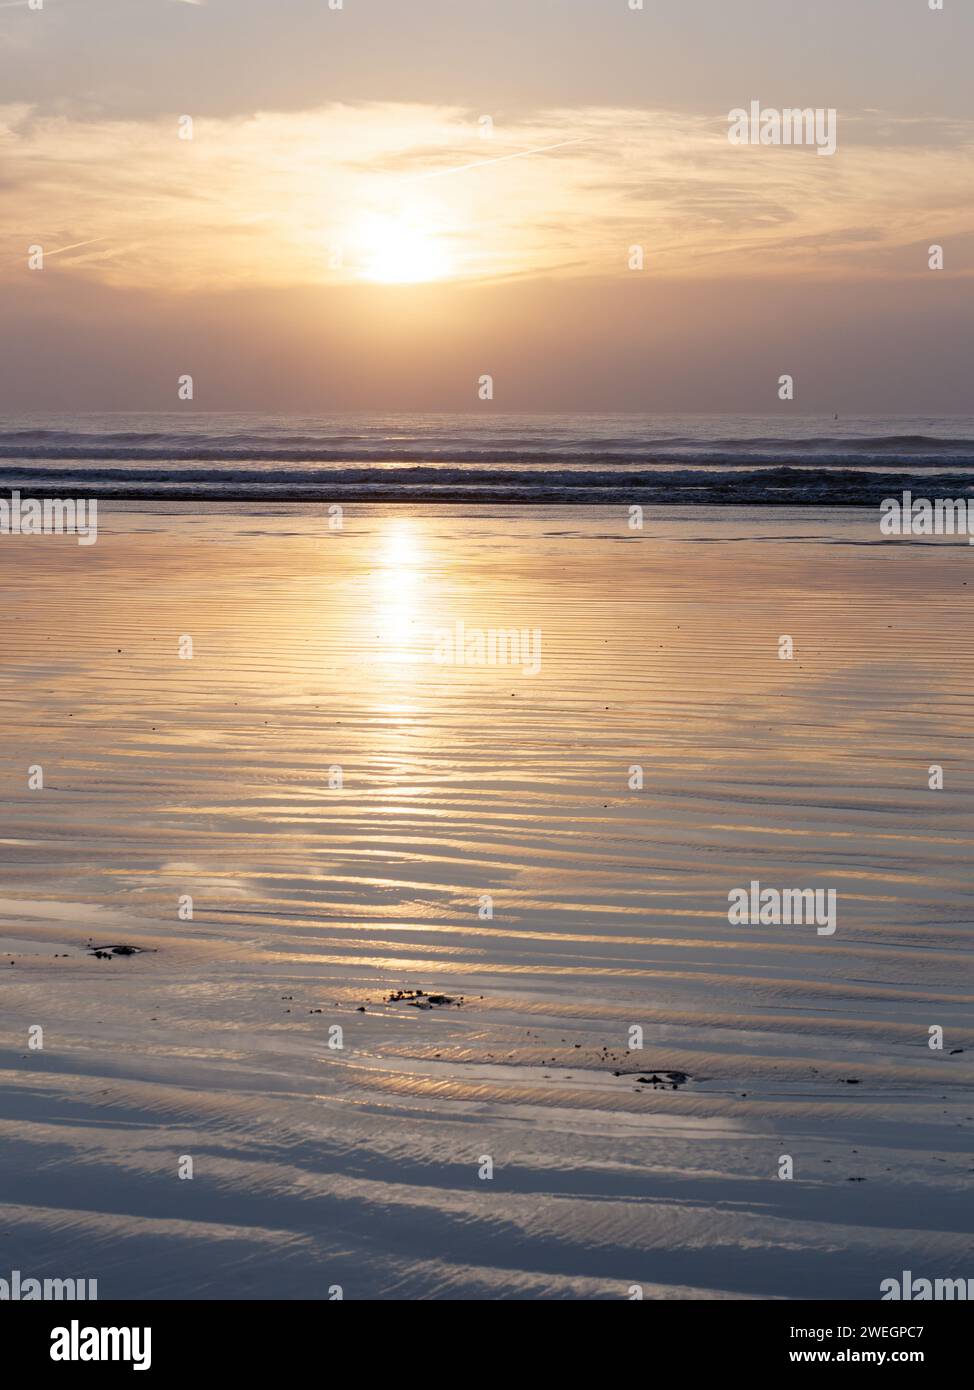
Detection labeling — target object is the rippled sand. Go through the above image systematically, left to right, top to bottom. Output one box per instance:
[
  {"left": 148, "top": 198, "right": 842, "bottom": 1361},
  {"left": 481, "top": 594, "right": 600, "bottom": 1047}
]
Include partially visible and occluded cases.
[{"left": 1, "top": 504, "right": 971, "bottom": 1299}]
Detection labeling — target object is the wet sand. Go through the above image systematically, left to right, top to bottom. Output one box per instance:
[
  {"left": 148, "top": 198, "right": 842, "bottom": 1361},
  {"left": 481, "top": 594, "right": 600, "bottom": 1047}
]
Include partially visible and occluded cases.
[{"left": 0, "top": 504, "right": 971, "bottom": 1299}]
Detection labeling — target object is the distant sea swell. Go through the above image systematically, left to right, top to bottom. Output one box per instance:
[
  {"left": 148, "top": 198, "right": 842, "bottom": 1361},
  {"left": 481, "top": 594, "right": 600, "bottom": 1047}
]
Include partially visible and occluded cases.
[{"left": 1, "top": 415, "right": 972, "bottom": 503}]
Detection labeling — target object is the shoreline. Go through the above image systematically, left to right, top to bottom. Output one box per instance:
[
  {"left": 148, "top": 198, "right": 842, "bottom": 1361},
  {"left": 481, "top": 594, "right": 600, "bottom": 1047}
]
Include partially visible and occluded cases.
[
  {"left": 2, "top": 480, "right": 973, "bottom": 505},
  {"left": 1, "top": 504, "right": 971, "bottom": 1299}
]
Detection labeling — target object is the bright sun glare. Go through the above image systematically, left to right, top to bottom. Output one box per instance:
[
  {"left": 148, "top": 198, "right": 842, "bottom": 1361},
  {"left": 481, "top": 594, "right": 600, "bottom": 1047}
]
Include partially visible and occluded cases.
[{"left": 357, "top": 213, "right": 453, "bottom": 284}]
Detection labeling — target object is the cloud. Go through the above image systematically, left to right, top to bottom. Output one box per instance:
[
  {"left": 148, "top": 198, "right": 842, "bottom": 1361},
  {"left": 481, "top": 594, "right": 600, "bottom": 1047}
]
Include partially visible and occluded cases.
[{"left": 0, "top": 102, "right": 972, "bottom": 292}]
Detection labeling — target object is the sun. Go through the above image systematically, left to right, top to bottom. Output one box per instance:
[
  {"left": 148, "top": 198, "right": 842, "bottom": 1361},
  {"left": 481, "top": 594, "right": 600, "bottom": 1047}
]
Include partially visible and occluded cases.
[{"left": 356, "top": 212, "right": 453, "bottom": 284}]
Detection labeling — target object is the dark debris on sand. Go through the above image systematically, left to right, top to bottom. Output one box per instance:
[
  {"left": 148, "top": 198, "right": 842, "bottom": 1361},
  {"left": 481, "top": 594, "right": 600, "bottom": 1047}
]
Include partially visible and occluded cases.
[
  {"left": 86, "top": 944, "right": 155, "bottom": 960},
  {"left": 382, "top": 988, "right": 465, "bottom": 1010},
  {"left": 615, "top": 1069, "right": 691, "bottom": 1090}
]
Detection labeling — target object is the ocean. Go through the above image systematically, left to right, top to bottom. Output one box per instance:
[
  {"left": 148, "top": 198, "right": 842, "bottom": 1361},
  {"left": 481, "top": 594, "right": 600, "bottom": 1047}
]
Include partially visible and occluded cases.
[{"left": 2, "top": 412, "right": 973, "bottom": 503}]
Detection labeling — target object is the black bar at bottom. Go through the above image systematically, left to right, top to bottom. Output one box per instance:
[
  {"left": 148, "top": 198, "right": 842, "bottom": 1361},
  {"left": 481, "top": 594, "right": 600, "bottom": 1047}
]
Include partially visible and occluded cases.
[{"left": 2, "top": 1298, "right": 967, "bottom": 1375}]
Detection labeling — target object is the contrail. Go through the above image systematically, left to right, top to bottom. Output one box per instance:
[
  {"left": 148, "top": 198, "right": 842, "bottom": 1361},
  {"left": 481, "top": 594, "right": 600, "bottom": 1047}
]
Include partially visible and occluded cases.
[
  {"left": 0, "top": 0, "right": 206, "bottom": 6},
  {"left": 417, "top": 136, "right": 590, "bottom": 182},
  {"left": 41, "top": 237, "right": 108, "bottom": 258}
]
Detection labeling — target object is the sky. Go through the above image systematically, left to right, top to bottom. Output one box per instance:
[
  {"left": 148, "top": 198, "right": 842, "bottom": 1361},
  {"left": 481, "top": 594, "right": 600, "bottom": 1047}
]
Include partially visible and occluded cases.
[{"left": 0, "top": 0, "right": 972, "bottom": 413}]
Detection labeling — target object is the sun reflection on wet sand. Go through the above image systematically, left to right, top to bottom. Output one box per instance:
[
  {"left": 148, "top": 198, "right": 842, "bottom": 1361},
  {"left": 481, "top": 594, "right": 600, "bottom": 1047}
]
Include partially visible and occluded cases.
[{"left": 369, "top": 515, "right": 427, "bottom": 669}]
